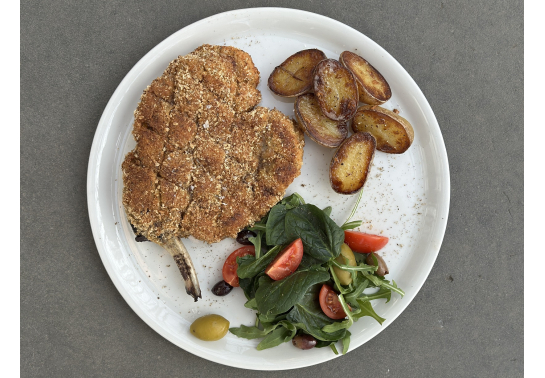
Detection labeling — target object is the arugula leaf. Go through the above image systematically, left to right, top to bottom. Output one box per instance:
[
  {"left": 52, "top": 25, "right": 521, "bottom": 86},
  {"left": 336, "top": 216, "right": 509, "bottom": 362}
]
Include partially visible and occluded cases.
[
  {"left": 341, "top": 187, "right": 364, "bottom": 227},
  {"left": 285, "top": 204, "right": 344, "bottom": 263},
  {"left": 341, "top": 220, "right": 363, "bottom": 230},
  {"left": 249, "top": 223, "right": 267, "bottom": 232},
  {"left": 248, "top": 230, "right": 264, "bottom": 259},
  {"left": 237, "top": 245, "right": 282, "bottom": 279},
  {"left": 331, "top": 260, "right": 376, "bottom": 273},
  {"left": 329, "top": 261, "right": 351, "bottom": 294},
  {"left": 255, "top": 271, "right": 330, "bottom": 316},
  {"left": 364, "top": 274, "right": 405, "bottom": 297},
  {"left": 344, "top": 279, "right": 370, "bottom": 304},
  {"left": 287, "top": 285, "right": 347, "bottom": 341},
  {"left": 358, "top": 286, "right": 392, "bottom": 303},
  {"left": 244, "top": 298, "right": 258, "bottom": 310},
  {"left": 354, "top": 299, "right": 386, "bottom": 325},
  {"left": 258, "top": 312, "right": 287, "bottom": 324},
  {"left": 321, "top": 319, "right": 351, "bottom": 333},
  {"left": 256, "top": 322, "right": 297, "bottom": 350},
  {"left": 229, "top": 324, "right": 279, "bottom": 339},
  {"left": 341, "top": 331, "right": 351, "bottom": 354},
  {"left": 315, "top": 340, "right": 334, "bottom": 348},
  {"left": 329, "top": 344, "right": 339, "bottom": 355}
]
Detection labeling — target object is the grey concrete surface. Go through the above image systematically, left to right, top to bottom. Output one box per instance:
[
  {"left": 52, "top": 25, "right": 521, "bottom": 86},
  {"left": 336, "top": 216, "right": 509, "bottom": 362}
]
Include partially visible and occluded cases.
[{"left": 21, "top": 1, "right": 523, "bottom": 377}]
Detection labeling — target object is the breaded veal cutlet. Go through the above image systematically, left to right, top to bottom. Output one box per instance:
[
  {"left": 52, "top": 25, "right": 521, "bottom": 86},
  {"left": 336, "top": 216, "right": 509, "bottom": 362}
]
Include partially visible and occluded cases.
[{"left": 122, "top": 44, "right": 305, "bottom": 300}]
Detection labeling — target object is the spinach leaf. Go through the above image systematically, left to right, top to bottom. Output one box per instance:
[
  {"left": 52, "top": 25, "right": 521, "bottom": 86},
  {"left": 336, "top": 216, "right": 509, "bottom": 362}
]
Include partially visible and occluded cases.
[
  {"left": 264, "top": 193, "right": 306, "bottom": 246},
  {"left": 284, "top": 193, "right": 305, "bottom": 208},
  {"left": 266, "top": 204, "right": 290, "bottom": 246},
  {"left": 284, "top": 204, "right": 344, "bottom": 263},
  {"left": 322, "top": 206, "right": 332, "bottom": 217},
  {"left": 237, "top": 245, "right": 282, "bottom": 279},
  {"left": 298, "top": 253, "right": 328, "bottom": 271},
  {"left": 255, "top": 271, "right": 330, "bottom": 316},
  {"left": 238, "top": 272, "right": 266, "bottom": 300},
  {"left": 287, "top": 285, "right": 347, "bottom": 341}
]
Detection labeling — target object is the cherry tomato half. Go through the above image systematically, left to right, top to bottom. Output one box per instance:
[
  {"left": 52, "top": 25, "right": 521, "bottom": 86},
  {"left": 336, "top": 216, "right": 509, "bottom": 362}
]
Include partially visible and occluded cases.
[
  {"left": 344, "top": 230, "right": 389, "bottom": 253},
  {"left": 265, "top": 238, "right": 304, "bottom": 281},
  {"left": 222, "top": 246, "right": 255, "bottom": 287},
  {"left": 319, "top": 284, "right": 347, "bottom": 320}
]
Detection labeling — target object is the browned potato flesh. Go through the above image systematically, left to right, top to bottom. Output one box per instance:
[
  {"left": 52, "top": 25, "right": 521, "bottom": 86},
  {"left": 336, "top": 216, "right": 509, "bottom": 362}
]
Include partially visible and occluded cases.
[
  {"left": 268, "top": 49, "right": 327, "bottom": 97},
  {"left": 340, "top": 51, "right": 392, "bottom": 105},
  {"left": 313, "top": 59, "right": 358, "bottom": 121},
  {"left": 295, "top": 94, "right": 348, "bottom": 148},
  {"left": 352, "top": 105, "right": 414, "bottom": 154},
  {"left": 330, "top": 132, "right": 376, "bottom": 194}
]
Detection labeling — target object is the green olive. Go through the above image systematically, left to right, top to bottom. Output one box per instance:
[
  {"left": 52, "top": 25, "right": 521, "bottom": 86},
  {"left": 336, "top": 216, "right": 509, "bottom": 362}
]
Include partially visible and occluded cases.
[
  {"left": 333, "top": 243, "right": 357, "bottom": 285},
  {"left": 190, "top": 314, "right": 230, "bottom": 341}
]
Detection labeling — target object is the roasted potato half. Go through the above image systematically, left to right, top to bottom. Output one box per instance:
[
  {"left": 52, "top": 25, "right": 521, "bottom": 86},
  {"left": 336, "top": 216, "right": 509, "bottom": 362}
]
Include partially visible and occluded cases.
[
  {"left": 268, "top": 49, "right": 327, "bottom": 97},
  {"left": 340, "top": 51, "right": 392, "bottom": 105},
  {"left": 313, "top": 59, "right": 358, "bottom": 121},
  {"left": 295, "top": 94, "right": 348, "bottom": 148},
  {"left": 352, "top": 105, "right": 414, "bottom": 154},
  {"left": 330, "top": 132, "right": 376, "bottom": 195}
]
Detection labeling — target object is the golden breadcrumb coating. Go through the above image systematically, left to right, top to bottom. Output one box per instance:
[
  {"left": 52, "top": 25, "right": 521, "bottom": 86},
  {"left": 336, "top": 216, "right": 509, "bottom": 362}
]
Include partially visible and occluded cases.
[{"left": 122, "top": 45, "right": 304, "bottom": 244}]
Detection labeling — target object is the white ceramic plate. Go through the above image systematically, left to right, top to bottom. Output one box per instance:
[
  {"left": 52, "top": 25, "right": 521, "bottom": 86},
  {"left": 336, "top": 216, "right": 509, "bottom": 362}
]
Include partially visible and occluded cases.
[{"left": 87, "top": 8, "right": 449, "bottom": 370}]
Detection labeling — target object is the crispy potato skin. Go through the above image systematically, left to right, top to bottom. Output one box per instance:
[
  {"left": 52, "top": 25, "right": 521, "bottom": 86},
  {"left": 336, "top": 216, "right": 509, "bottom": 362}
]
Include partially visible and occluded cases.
[
  {"left": 268, "top": 49, "right": 327, "bottom": 97},
  {"left": 340, "top": 51, "right": 392, "bottom": 105},
  {"left": 313, "top": 59, "right": 358, "bottom": 121},
  {"left": 294, "top": 93, "right": 348, "bottom": 148},
  {"left": 352, "top": 105, "right": 414, "bottom": 154},
  {"left": 329, "top": 132, "right": 376, "bottom": 194}
]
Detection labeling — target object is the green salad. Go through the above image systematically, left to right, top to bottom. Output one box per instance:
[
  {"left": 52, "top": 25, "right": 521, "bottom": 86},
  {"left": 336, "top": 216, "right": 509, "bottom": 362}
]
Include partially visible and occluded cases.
[{"left": 227, "top": 193, "right": 404, "bottom": 354}]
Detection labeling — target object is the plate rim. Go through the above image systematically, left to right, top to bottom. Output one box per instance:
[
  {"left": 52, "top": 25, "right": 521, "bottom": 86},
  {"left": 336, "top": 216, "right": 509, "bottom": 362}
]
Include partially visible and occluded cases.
[{"left": 87, "top": 7, "right": 450, "bottom": 370}]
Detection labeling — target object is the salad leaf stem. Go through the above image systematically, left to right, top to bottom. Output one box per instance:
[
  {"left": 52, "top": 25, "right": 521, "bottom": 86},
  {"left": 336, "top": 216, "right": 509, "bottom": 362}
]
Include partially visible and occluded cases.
[
  {"left": 341, "top": 188, "right": 364, "bottom": 227},
  {"left": 341, "top": 220, "right": 363, "bottom": 230},
  {"left": 249, "top": 224, "right": 267, "bottom": 232},
  {"left": 249, "top": 232, "right": 263, "bottom": 259},
  {"left": 331, "top": 260, "right": 377, "bottom": 273},
  {"left": 328, "top": 262, "right": 351, "bottom": 294},
  {"left": 365, "top": 274, "right": 405, "bottom": 297},
  {"left": 344, "top": 279, "right": 370, "bottom": 304}
]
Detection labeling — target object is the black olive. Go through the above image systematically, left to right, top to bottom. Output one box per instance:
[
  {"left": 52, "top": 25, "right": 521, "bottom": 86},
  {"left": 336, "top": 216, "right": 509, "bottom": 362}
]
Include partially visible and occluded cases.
[
  {"left": 130, "top": 223, "right": 149, "bottom": 242},
  {"left": 236, "top": 230, "right": 257, "bottom": 245},
  {"left": 366, "top": 252, "right": 389, "bottom": 276},
  {"left": 212, "top": 280, "right": 233, "bottom": 296},
  {"left": 292, "top": 334, "right": 317, "bottom": 350}
]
